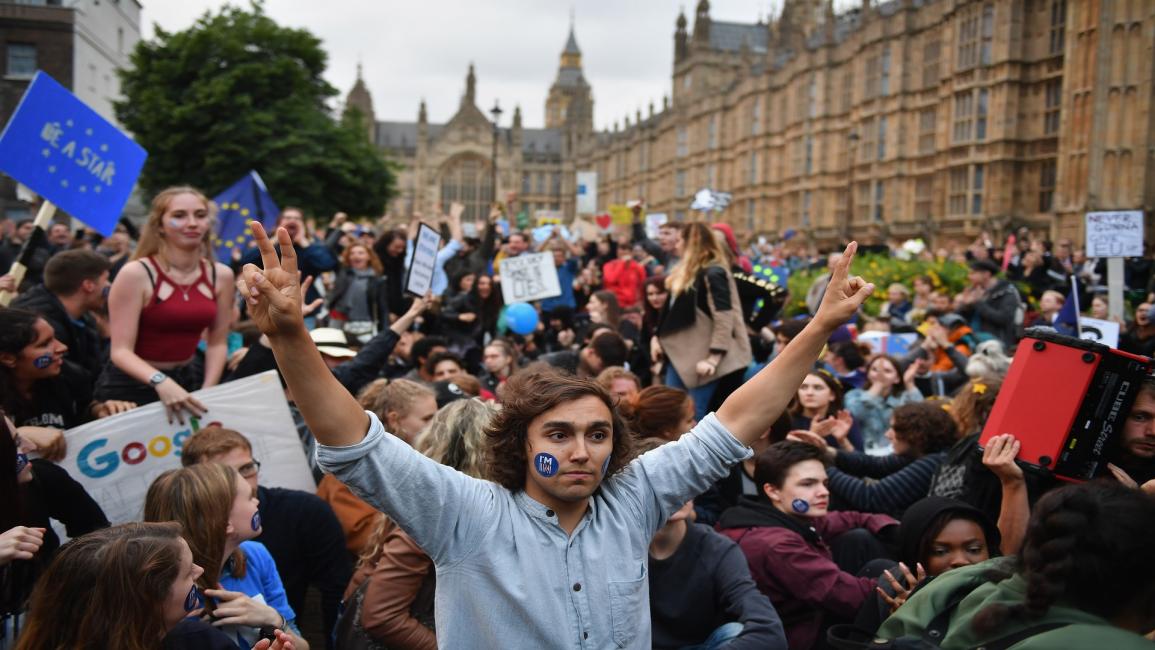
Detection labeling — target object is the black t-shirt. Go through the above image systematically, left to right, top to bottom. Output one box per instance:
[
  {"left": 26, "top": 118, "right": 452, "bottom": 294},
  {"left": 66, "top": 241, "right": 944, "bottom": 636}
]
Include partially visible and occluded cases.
[{"left": 12, "top": 361, "right": 93, "bottom": 429}]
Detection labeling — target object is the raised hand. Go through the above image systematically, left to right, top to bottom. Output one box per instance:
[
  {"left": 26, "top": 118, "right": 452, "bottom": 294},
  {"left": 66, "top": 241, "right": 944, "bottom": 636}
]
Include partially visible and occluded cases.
[
  {"left": 236, "top": 223, "right": 304, "bottom": 337},
  {"left": 815, "top": 242, "right": 875, "bottom": 330},
  {"left": 982, "top": 434, "right": 1024, "bottom": 484},
  {"left": 878, "top": 562, "right": 927, "bottom": 613}
]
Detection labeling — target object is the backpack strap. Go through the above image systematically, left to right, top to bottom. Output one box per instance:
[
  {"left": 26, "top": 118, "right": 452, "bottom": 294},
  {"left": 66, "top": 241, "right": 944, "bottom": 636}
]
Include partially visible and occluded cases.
[{"left": 980, "top": 622, "right": 1069, "bottom": 650}]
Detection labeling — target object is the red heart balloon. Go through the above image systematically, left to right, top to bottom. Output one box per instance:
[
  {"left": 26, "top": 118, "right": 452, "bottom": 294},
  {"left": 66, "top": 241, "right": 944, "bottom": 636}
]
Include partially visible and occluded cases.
[{"left": 595, "top": 214, "right": 612, "bottom": 229}]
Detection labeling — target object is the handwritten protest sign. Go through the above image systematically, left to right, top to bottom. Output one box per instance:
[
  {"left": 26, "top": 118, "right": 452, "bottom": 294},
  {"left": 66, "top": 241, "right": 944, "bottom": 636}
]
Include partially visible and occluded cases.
[
  {"left": 0, "top": 72, "right": 146, "bottom": 236},
  {"left": 576, "top": 171, "right": 597, "bottom": 214},
  {"left": 1085, "top": 211, "right": 1143, "bottom": 258},
  {"left": 645, "top": 212, "right": 668, "bottom": 239},
  {"left": 405, "top": 222, "right": 441, "bottom": 297},
  {"left": 499, "top": 252, "right": 562, "bottom": 304},
  {"left": 1078, "top": 317, "right": 1120, "bottom": 348},
  {"left": 858, "top": 331, "right": 920, "bottom": 356},
  {"left": 61, "top": 372, "right": 314, "bottom": 525}
]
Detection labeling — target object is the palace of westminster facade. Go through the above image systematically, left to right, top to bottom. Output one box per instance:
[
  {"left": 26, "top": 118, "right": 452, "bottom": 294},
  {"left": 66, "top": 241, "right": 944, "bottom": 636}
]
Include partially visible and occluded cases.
[{"left": 345, "top": 0, "right": 1155, "bottom": 246}]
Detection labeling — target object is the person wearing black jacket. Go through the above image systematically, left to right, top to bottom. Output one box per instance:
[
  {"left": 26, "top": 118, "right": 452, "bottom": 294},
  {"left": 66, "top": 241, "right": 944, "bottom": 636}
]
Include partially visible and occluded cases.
[
  {"left": 11, "top": 249, "right": 111, "bottom": 382},
  {"left": 955, "top": 260, "right": 1024, "bottom": 351},
  {"left": 650, "top": 515, "right": 787, "bottom": 649}
]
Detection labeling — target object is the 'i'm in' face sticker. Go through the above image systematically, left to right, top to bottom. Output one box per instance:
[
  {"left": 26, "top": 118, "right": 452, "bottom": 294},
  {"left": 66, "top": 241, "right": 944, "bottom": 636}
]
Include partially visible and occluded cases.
[
  {"left": 32, "top": 355, "right": 54, "bottom": 370},
  {"left": 14, "top": 451, "right": 29, "bottom": 475},
  {"left": 534, "top": 453, "right": 559, "bottom": 478},
  {"left": 791, "top": 498, "right": 810, "bottom": 514},
  {"left": 250, "top": 512, "right": 262, "bottom": 531},
  {"left": 184, "top": 585, "right": 204, "bottom": 612}
]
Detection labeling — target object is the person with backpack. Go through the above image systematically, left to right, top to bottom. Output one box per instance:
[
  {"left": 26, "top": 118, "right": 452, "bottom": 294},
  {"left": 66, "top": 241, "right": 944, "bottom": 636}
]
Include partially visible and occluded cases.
[{"left": 875, "top": 481, "right": 1155, "bottom": 650}]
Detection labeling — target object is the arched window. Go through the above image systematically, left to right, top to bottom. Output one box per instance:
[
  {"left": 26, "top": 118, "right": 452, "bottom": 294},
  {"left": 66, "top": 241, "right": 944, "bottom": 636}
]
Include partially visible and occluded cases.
[{"left": 439, "top": 155, "right": 493, "bottom": 222}]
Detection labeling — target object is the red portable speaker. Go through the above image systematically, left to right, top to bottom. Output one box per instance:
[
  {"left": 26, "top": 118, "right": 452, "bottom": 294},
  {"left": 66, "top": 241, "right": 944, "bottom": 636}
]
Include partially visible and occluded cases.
[{"left": 980, "top": 328, "right": 1154, "bottom": 482}]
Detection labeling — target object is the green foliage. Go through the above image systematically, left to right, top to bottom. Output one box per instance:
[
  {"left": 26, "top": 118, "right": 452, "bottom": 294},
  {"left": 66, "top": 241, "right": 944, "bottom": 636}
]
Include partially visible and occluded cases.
[
  {"left": 116, "top": 2, "right": 393, "bottom": 217},
  {"left": 785, "top": 255, "right": 971, "bottom": 316}
]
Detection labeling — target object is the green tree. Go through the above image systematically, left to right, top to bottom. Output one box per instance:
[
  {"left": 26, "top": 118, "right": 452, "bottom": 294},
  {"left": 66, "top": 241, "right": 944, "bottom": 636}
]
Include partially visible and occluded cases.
[{"left": 116, "top": 2, "right": 393, "bottom": 217}]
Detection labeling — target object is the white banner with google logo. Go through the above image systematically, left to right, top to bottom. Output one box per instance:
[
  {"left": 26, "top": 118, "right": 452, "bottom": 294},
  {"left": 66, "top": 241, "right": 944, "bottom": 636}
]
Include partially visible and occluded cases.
[{"left": 61, "top": 371, "right": 316, "bottom": 524}]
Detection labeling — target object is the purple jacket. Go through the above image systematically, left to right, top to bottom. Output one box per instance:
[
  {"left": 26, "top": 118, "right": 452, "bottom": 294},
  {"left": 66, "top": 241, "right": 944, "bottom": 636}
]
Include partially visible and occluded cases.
[{"left": 717, "top": 497, "right": 896, "bottom": 650}]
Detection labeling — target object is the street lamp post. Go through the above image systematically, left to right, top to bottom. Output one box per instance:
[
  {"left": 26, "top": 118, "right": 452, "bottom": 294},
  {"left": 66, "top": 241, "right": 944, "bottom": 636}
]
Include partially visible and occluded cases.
[{"left": 490, "top": 101, "right": 503, "bottom": 206}]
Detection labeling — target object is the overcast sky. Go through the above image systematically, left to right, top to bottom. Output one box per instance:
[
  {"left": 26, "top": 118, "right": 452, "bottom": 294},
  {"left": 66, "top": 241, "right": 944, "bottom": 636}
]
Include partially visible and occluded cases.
[{"left": 142, "top": 1, "right": 862, "bottom": 131}]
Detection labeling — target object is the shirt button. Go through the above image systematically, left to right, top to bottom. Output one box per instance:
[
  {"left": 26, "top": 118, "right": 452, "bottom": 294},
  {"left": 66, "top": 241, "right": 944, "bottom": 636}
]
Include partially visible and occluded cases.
[
  {"left": 546, "top": 509, "right": 555, "bottom": 517},
  {"left": 573, "top": 582, "right": 582, "bottom": 592},
  {"left": 583, "top": 632, "right": 589, "bottom": 640}
]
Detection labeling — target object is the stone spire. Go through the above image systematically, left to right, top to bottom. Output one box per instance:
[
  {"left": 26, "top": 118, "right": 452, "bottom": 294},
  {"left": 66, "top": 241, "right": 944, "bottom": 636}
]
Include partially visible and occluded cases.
[
  {"left": 675, "top": 8, "right": 689, "bottom": 63},
  {"left": 343, "top": 62, "right": 375, "bottom": 142},
  {"left": 463, "top": 63, "right": 476, "bottom": 106}
]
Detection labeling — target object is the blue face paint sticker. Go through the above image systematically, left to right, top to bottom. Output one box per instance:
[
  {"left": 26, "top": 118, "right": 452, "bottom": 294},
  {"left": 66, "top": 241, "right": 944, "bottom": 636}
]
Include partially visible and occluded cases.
[
  {"left": 101, "top": 285, "right": 110, "bottom": 299},
  {"left": 32, "top": 355, "right": 53, "bottom": 370},
  {"left": 14, "top": 451, "right": 29, "bottom": 475},
  {"left": 534, "top": 453, "right": 558, "bottom": 478},
  {"left": 791, "top": 498, "right": 810, "bottom": 514},
  {"left": 250, "top": 512, "right": 262, "bottom": 531},
  {"left": 184, "top": 585, "right": 204, "bottom": 612}
]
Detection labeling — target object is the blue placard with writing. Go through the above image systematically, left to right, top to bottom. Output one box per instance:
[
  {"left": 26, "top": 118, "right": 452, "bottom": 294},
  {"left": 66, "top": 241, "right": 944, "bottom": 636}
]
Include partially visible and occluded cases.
[{"left": 0, "top": 71, "right": 147, "bottom": 236}]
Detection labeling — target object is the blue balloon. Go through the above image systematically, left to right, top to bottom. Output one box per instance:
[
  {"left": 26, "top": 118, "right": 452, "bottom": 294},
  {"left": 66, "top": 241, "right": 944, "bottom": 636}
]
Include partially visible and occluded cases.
[{"left": 506, "top": 303, "right": 539, "bottom": 336}]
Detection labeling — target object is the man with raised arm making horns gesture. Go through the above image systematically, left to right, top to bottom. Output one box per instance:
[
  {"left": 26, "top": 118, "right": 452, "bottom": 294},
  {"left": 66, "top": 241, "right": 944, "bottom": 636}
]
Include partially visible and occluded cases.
[{"left": 237, "top": 223, "right": 874, "bottom": 649}]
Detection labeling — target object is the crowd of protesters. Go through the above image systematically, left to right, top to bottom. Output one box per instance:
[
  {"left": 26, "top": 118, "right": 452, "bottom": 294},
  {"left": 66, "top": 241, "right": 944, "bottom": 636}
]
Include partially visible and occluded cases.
[{"left": 2, "top": 188, "right": 1155, "bottom": 650}]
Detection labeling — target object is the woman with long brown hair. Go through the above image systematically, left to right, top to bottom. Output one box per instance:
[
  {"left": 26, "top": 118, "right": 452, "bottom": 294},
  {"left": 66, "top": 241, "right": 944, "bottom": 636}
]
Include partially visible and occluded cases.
[
  {"left": 97, "top": 186, "right": 235, "bottom": 423},
  {"left": 656, "top": 222, "right": 751, "bottom": 420},
  {"left": 145, "top": 464, "right": 309, "bottom": 650},
  {"left": 15, "top": 522, "right": 294, "bottom": 650}
]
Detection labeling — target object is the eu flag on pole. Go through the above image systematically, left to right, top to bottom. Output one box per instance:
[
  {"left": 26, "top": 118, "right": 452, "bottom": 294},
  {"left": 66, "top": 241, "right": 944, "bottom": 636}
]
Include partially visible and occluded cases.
[
  {"left": 0, "top": 71, "right": 147, "bottom": 236},
  {"left": 212, "top": 171, "right": 279, "bottom": 261},
  {"left": 1054, "top": 274, "right": 1081, "bottom": 336}
]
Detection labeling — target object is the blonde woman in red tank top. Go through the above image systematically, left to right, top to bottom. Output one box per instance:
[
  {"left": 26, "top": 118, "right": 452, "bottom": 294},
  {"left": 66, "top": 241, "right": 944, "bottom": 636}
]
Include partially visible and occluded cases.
[{"left": 100, "top": 187, "right": 235, "bottom": 423}]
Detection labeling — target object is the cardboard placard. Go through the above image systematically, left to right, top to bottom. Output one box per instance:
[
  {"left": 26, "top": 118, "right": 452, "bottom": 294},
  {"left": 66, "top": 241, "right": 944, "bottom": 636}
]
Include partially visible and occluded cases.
[{"left": 405, "top": 222, "right": 441, "bottom": 297}]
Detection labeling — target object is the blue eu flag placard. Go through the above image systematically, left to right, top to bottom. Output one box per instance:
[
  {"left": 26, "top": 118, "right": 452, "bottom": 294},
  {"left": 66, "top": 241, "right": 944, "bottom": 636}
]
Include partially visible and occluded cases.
[
  {"left": 0, "top": 71, "right": 146, "bottom": 236},
  {"left": 212, "top": 170, "right": 280, "bottom": 261}
]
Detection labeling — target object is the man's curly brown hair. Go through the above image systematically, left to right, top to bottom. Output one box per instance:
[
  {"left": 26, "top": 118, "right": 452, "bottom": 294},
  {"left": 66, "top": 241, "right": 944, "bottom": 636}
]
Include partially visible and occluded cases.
[
  {"left": 484, "top": 367, "right": 635, "bottom": 491},
  {"left": 892, "top": 401, "right": 959, "bottom": 456}
]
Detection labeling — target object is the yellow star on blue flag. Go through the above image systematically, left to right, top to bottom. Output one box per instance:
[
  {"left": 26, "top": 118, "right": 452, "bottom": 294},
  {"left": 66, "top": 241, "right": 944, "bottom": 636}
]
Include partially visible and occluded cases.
[{"left": 212, "top": 170, "right": 279, "bottom": 260}]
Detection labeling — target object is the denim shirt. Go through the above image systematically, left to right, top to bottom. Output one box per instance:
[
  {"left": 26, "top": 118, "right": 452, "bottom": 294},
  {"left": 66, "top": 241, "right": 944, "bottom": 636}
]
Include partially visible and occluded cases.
[{"left": 316, "top": 411, "right": 751, "bottom": 649}]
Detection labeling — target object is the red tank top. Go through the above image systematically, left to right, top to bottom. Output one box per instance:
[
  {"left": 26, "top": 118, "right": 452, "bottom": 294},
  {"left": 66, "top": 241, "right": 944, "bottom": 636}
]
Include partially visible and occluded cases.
[{"left": 134, "top": 256, "right": 218, "bottom": 362}]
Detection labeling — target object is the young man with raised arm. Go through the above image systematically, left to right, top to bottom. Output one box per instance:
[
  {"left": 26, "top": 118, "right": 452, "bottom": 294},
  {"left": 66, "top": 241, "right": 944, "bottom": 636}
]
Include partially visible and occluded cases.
[{"left": 237, "top": 223, "right": 874, "bottom": 649}]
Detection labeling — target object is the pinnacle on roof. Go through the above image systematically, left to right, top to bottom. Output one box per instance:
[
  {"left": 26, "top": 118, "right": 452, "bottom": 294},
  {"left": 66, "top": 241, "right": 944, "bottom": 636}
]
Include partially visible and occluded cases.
[{"left": 564, "top": 25, "right": 581, "bottom": 55}]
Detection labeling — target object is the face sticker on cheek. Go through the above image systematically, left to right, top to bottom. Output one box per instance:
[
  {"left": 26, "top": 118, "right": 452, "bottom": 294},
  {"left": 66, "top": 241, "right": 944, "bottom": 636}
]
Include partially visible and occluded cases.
[
  {"left": 168, "top": 219, "right": 182, "bottom": 229},
  {"left": 102, "top": 286, "right": 110, "bottom": 299},
  {"left": 32, "top": 355, "right": 53, "bottom": 370},
  {"left": 15, "top": 451, "right": 29, "bottom": 475},
  {"left": 534, "top": 453, "right": 558, "bottom": 478},
  {"left": 791, "top": 498, "right": 810, "bottom": 514},
  {"left": 250, "top": 512, "right": 262, "bottom": 531},
  {"left": 184, "top": 585, "right": 204, "bottom": 612}
]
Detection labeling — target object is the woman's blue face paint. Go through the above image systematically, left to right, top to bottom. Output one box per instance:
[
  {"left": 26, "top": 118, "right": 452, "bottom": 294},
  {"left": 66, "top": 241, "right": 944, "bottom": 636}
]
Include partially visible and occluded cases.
[
  {"left": 32, "top": 355, "right": 54, "bottom": 369},
  {"left": 15, "top": 451, "right": 29, "bottom": 475},
  {"left": 534, "top": 453, "right": 559, "bottom": 478},
  {"left": 791, "top": 498, "right": 810, "bottom": 514},
  {"left": 251, "top": 511, "right": 262, "bottom": 531}
]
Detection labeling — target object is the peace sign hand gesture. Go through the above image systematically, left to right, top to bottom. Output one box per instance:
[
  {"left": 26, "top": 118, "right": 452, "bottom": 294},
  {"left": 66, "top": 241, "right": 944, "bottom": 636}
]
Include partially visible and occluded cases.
[
  {"left": 237, "top": 223, "right": 305, "bottom": 338},
  {"left": 815, "top": 241, "right": 875, "bottom": 330}
]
